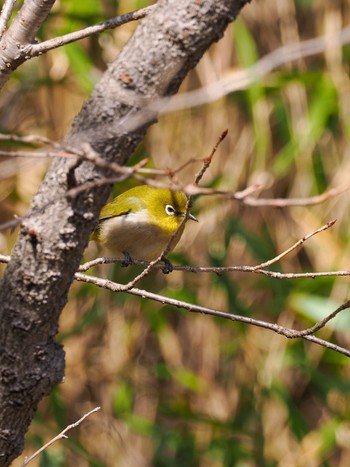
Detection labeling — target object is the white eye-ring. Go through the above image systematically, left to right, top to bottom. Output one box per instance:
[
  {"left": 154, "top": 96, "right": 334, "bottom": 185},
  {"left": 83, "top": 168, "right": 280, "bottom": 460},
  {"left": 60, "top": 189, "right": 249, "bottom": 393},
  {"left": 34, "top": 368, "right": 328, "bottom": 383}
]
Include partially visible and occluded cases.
[{"left": 165, "top": 204, "right": 176, "bottom": 216}]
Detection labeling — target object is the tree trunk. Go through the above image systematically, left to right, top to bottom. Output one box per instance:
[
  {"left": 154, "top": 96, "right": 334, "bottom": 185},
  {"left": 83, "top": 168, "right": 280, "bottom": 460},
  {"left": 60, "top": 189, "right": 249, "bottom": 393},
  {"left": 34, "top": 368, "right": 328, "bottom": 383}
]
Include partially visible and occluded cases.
[{"left": 0, "top": 0, "right": 250, "bottom": 463}]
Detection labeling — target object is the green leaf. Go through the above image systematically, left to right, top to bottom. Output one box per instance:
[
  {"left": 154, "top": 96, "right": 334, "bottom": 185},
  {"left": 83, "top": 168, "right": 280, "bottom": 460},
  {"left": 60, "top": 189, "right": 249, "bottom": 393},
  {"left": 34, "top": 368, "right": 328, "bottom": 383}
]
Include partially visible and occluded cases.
[
  {"left": 61, "top": 0, "right": 103, "bottom": 17},
  {"left": 233, "top": 19, "right": 270, "bottom": 165},
  {"left": 64, "top": 43, "right": 95, "bottom": 93},
  {"left": 289, "top": 293, "right": 350, "bottom": 330},
  {"left": 172, "top": 368, "right": 202, "bottom": 392},
  {"left": 113, "top": 381, "right": 133, "bottom": 415},
  {"left": 127, "top": 414, "right": 154, "bottom": 436},
  {"left": 40, "top": 450, "right": 65, "bottom": 467}
]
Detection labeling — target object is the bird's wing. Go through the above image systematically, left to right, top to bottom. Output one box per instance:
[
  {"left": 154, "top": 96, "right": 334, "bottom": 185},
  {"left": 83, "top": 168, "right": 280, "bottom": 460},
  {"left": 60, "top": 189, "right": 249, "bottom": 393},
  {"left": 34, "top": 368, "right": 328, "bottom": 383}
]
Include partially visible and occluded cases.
[{"left": 99, "top": 195, "right": 145, "bottom": 221}]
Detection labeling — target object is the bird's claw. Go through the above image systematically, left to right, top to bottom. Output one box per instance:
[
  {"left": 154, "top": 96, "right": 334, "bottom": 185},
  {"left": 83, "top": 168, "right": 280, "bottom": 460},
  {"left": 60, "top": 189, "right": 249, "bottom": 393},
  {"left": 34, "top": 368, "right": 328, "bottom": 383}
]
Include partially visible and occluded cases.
[
  {"left": 122, "top": 251, "right": 134, "bottom": 267},
  {"left": 161, "top": 257, "right": 173, "bottom": 274}
]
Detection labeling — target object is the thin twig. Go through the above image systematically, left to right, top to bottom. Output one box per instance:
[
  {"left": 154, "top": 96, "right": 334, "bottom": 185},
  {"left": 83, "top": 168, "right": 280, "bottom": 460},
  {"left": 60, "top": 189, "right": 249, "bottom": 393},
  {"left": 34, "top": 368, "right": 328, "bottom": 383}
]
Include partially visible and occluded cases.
[
  {"left": 23, "top": 5, "right": 155, "bottom": 58},
  {"left": 3, "top": 20, "right": 348, "bottom": 136},
  {"left": 160, "top": 24, "right": 350, "bottom": 114},
  {"left": 97, "top": 25, "right": 350, "bottom": 136},
  {"left": 194, "top": 129, "right": 228, "bottom": 185},
  {"left": 0, "top": 132, "right": 54, "bottom": 145},
  {"left": 0, "top": 132, "right": 222, "bottom": 181},
  {"left": 1, "top": 132, "right": 348, "bottom": 210},
  {"left": 1, "top": 137, "right": 347, "bottom": 208},
  {"left": 0, "top": 149, "right": 75, "bottom": 159},
  {"left": 163, "top": 157, "right": 208, "bottom": 179},
  {"left": 0, "top": 171, "right": 189, "bottom": 232},
  {"left": 0, "top": 174, "right": 128, "bottom": 232},
  {"left": 234, "top": 184, "right": 263, "bottom": 199},
  {"left": 239, "top": 185, "right": 349, "bottom": 207},
  {"left": 251, "top": 219, "right": 337, "bottom": 271},
  {"left": 2, "top": 252, "right": 348, "bottom": 280},
  {"left": 78, "top": 256, "right": 350, "bottom": 279},
  {"left": 252, "top": 269, "right": 350, "bottom": 279},
  {"left": 74, "top": 272, "right": 350, "bottom": 358},
  {"left": 289, "top": 299, "right": 350, "bottom": 337},
  {"left": 20, "top": 407, "right": 101, "bottom": 466}
]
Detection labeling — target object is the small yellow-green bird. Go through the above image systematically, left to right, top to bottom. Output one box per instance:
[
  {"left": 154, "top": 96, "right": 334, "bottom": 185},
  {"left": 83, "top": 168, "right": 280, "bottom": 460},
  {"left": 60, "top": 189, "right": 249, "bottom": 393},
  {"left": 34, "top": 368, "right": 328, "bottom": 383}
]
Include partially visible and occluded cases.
[{"left": 92, "top": 185, "right": 197, "bottom": 262}]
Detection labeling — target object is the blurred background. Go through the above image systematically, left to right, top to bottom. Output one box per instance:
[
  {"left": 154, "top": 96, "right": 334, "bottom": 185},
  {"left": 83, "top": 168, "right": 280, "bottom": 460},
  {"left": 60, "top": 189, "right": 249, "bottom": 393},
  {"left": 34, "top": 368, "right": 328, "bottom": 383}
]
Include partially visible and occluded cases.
[{"left": 1, "top": 0, "right": 350, "bottom": 465}]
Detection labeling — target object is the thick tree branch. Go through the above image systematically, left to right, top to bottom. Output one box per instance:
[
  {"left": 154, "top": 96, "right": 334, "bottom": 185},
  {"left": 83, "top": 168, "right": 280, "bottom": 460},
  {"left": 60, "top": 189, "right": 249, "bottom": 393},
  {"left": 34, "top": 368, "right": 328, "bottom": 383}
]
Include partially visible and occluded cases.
[
  {"left": 0, "top": 0, "right": 250, "bottom": 463},
  {"left": 0, "top": 0, "right": 56, "bottom": 87},
  {"left": 0, "top": 0, "right": 16, "bottom": 40}
]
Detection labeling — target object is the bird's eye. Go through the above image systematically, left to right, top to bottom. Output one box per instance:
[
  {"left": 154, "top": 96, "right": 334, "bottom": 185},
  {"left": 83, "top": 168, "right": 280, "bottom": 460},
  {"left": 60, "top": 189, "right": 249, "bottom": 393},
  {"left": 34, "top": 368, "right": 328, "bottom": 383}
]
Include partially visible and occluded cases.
[{"left": 165, "top": 204, "right": 176, "bottom": 216}]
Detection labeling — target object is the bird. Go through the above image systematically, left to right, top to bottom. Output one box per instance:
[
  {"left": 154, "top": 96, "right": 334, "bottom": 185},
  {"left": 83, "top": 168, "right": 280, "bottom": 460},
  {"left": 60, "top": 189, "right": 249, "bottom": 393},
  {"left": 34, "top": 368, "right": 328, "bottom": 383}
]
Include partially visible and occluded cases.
[{"left": 91, "top": 185, "right": 197, "bottom": 265}]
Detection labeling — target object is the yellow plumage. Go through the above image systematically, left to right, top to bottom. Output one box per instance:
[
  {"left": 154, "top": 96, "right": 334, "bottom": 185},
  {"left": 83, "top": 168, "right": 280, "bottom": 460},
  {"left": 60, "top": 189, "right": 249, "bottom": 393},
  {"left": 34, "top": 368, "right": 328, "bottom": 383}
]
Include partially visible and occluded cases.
[{"left": 92, "top": 185, "right": 197, "bottom": 261}]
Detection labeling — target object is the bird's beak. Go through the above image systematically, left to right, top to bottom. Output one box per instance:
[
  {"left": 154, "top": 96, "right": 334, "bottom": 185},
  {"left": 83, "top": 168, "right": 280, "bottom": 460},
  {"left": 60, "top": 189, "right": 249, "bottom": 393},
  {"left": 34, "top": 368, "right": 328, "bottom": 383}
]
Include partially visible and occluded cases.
[
  {"left": 180, "top": 212, "right": 198, "bottom": 222},
  {"left": 187, "top": 213, "right": 198, "bottom": 222}
]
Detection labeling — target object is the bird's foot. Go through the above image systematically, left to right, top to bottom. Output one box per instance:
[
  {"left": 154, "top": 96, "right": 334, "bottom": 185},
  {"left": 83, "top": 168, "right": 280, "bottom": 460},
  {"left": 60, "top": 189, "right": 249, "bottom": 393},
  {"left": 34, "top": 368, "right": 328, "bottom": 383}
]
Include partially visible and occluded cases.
[
  {"left": 122, "top": 251, "right": 134, "bottom": 267},
  {"left": 161, "top": 256, "right": 173, "bottom": 274}
]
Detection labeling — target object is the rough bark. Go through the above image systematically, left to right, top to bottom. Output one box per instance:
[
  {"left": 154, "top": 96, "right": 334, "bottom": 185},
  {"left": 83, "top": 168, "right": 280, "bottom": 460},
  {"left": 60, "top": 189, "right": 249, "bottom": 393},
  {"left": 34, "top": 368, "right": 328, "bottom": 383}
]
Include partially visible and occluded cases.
[{"left": 0, "top": 0, "right": 250, "bottom": 464}]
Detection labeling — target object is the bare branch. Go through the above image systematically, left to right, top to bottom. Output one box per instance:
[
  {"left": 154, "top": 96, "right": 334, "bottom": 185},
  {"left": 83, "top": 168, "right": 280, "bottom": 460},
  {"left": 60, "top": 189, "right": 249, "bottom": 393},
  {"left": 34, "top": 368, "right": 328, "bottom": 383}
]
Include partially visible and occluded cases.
[
  {"left": 0, "top": 0, "right": 16, "bottom": 40},
  {"left": 0, "top": 0, "right": 56, "bottom": 88},
  {"left": 0, "top": 3, "right": 154, "bottom": 89},
  {"left": 23, "top": 6, "right": 155, "bottom": 58},
  {"left": 96, "top": 24, "right": 350, "bottom": 135},
  {"left": 163, "top": 24, "right": 350, "bottom": 113},
  {"left": 193, "top": 129, "right": 228, "bottom": 185},
  {"left": 1, "top": 130, "right": 348, "bottom": 219},
  {"left": 0, "top": 132, "right": 54, "bottom": 145},
  {"left": 1, "top": 141, "right": 347, "bottom": 211},
  {"left": 0, "top": 149, "right": 74, "bottom": 159},
  {"left": 0, "top": 174, "right": 129, "bottom": 233},
  {"left": 239, "top": 185, "right": 349, "bottom": 207},
  {"left": 2, "top": 217, "right": 350, "bottom": 356},
  {"left": 251, "top": 220, "right": 337, "bottom": 271},
  {"left": 2, "top": 250, "right": 350, "bottom": 349},
  {"left": 5, "top": 256, "right": 350, "bottom": 283},
  {"left": 78, "top": 257, "right": 350, "bottom": 280},
  {"left": 251, "top": 269, "right": 350, "bottom": 280},
  {"left": 74, "top": 272, "right": 350, "bottom": 358},
  {"left": 288, "top": 300, "right": 350, "bottom": 338},
  {"left": 20, "top": 407, "right": 101, "bottom": 466}
]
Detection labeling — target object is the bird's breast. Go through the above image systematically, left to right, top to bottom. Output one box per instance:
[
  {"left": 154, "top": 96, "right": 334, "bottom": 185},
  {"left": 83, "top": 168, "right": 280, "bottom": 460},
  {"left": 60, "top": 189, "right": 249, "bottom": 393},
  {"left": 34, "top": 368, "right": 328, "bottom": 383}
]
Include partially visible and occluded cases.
[{"left": 99, "top": 210, "right": 176, "bottom": 260}]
